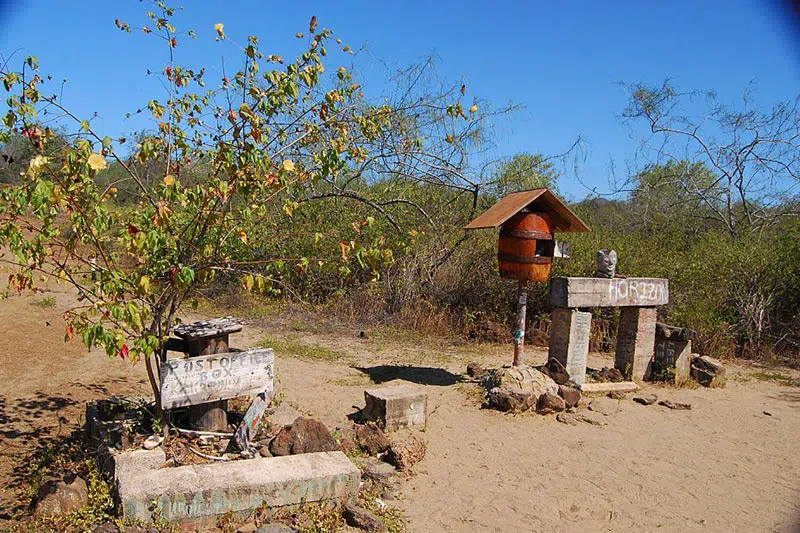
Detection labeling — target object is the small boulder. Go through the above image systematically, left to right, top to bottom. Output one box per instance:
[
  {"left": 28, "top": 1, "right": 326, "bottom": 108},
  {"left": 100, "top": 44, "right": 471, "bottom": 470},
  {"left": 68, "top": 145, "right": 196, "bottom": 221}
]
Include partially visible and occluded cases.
[
  {"left": 691, "top": 355, "right": 726, "bottom": 387},
  {"left": 540, "top": 358, "right": 571, "bottom": 385},
  {"left": 466, "top": 362, "right": 486, "bottom": 379},
  {"left": 485, "top": 365, "right": 559, "bottom": 398},
  {"left": 594, "top": 367, "right": 625, "bottom": 383},
  {"left": 557, "top": 384, "right": 581, "bottom": 409},
  {"left": 487, "top": 387, "right": 536, "bottom": 413},
  {"left": 606, "top": 391, "right": 627, "bottom": 400},
  {"left": 537, "top": 392, "right": 565, "bottom": 414},
  {"left": 633, "top": 394, "right": 658, "bottom": 406},
  {"left": 588, "top": 397, "right": 622, "bottom": 416},
  {"left": 556, "top": 412, "right": 579, "bottom": 426},
  {"left": 575, "top": 412, "right": 607, "bottom": 426},
  {"left": 268, "top": 418, "right": 340, "bottom": 456},
  {"left": 356, "top": 424, "right": 391, "bottom": 456},
  {"left": 387, "top": 430, "right": 426, "bottom": 472},
  {"left": 142, "top": 434, "right": 163, "bottom": 450},
  {"left": 364, "top": 461, "right": 397, "bottom": 481},
  {"left": 35, "top": 474, "right": 89, "bottom": 516},
  {"left": 343, "top": 502, "right": 388, "bottom": 532}
]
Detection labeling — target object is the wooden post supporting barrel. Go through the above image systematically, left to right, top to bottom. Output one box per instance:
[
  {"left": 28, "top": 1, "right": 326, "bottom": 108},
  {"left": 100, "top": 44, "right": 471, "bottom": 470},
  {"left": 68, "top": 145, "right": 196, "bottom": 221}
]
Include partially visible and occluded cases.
[
  {"left": 463, "top": 189, "right": 591, "bottom": 367},
  {"left": 500, "top": 211, "right": 554, "bottom": 365}
]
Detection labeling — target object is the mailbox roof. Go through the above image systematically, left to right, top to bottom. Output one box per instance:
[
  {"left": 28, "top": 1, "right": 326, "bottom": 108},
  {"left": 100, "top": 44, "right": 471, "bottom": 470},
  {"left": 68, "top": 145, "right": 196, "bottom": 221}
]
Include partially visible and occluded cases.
[{"left": 463, "top": 188, "right": 590, "bottom": 232}]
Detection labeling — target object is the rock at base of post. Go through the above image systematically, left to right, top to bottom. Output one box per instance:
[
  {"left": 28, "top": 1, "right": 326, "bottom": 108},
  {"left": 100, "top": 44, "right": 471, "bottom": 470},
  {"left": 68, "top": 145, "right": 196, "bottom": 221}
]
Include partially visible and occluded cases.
[
  {"left": 615, "top": 307, "right": 657, "bottom": 382},
  {"left": 548, "top": 308, "right": 591, "bottom": 385},
  {"left": 691, "top": 355, "right": 727, "bottom": 387},
  {"left": 362, "top": 383, "right": 427, "bottom": 429}
]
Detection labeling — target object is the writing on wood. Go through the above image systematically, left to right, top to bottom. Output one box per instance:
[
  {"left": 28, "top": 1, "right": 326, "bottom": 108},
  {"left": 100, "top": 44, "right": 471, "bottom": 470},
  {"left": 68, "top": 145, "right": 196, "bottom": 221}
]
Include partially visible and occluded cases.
[{"left": 160, "top": 348, "right": 274, "bottom": 410}]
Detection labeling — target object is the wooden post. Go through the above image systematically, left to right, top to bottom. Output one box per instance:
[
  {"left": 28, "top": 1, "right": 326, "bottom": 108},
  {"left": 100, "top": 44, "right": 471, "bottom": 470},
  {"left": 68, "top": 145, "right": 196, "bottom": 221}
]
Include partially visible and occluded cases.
[
  {"left": 512, "top": 280, "right": 528, "bottom": 366},
  {"left": 171, "top": 317, "right": 243, "bottom": 432},
  {"left": 186, "top": 334, "right": 230, "bottom": 432}
]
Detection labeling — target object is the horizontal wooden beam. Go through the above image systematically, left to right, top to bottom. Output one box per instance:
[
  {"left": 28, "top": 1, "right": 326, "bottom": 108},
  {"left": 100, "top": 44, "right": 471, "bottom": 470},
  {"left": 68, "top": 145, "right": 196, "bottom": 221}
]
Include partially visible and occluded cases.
[{"left": 550, "top": 277, "right": 669, "bottom": 308}]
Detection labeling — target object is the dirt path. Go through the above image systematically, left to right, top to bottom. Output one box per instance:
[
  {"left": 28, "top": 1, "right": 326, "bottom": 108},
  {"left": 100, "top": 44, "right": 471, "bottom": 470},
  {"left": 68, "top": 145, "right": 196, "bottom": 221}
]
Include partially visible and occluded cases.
[{"left": 1, "top": 292, "right": 799, "bottom": 532}]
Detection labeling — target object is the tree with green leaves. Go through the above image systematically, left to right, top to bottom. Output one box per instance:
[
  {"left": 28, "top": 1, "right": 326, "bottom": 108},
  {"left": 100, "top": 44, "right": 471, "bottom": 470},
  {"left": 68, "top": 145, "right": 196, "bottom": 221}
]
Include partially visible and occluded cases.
[
  {"left": 0, "top": 3, "right": 493, "bottom": 414},
  {"left": 623, "top": 81, "right": 800, "bottom": 237}
]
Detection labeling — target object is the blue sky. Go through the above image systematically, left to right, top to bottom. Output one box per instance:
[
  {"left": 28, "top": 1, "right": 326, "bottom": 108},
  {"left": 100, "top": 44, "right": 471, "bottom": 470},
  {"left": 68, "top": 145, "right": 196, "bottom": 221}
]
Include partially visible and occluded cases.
[{"left": 1, "top": 0, "right": 798, "bottom": 200}]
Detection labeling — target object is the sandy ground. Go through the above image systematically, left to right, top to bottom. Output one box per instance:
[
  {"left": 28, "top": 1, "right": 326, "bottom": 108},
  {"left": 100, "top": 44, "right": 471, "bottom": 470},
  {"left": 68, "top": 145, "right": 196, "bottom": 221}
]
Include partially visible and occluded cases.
[{"left": 1, "top": 289, "right": 799, "bottom": 532}]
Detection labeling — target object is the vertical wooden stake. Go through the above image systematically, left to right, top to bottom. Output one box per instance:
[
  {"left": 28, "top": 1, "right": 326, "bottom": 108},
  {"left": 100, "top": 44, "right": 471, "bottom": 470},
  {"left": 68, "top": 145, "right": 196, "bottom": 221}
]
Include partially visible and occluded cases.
[{"left": 512, "top": 280, "right": 528, "bottom": 366}]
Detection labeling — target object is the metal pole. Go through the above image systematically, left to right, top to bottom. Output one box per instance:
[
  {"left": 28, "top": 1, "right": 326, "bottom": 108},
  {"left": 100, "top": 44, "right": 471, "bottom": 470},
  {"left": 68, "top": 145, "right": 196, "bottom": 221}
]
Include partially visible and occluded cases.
[{"left": 512, "top": 280, "right": 528, "bottom": 366}]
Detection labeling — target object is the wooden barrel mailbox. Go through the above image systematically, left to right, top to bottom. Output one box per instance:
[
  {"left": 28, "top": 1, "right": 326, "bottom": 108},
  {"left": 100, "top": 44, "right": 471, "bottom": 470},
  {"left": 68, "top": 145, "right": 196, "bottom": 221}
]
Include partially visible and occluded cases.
[
  {"left": 464, "top": 188, "right": 590, "bottom": 365},
  {"left": 497, "top": 210, "right": 554, "bottom": 281}
]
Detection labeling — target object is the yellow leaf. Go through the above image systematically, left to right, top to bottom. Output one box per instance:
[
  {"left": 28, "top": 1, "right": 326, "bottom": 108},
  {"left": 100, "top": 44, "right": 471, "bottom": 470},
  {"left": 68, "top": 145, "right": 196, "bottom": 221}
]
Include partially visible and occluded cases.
[
  {"left": 214, "top": 23, "right": 225, "bottom": 39},
  {"left": 469, "top": 104, "right": 478, "bottom": 114},
  {"left": 88, "top": 153, "right": 107, "bottom": 171},
  {"left": 28, "top": 155, "right": 48, "bottom": 173},
  {"left": 283, "top": 159, "right": 295, "bottom": 172},
  {"left": 163, "top": 174, "right": 176, "bottom": 187},
  {"left": 238, "top": 230, "right": 248, "bottom": 245}
]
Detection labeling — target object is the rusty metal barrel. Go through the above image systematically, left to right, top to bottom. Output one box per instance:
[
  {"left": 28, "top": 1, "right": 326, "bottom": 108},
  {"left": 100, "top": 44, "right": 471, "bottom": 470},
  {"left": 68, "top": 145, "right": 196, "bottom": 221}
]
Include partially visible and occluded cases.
[{"left": 497, "top": 211, "right": 554, "bottom": 281}]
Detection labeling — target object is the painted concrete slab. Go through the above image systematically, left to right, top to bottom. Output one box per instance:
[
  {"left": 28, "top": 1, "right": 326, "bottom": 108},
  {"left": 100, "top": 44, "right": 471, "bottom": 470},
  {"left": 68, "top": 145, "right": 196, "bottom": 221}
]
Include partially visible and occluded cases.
[
  {"left": 548, "top": 308, "right": 591, "bottom": 385},
  {"left": 117, "top": 451, "right": 359, "bottom": 522}
]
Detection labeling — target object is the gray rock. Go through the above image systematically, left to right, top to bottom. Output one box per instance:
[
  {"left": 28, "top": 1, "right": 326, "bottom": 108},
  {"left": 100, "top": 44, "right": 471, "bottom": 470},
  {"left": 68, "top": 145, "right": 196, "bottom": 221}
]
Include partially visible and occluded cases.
[
  {"left": 691, "top": 355, "right": 726, "bottom": 387},
  {"left": 540, "top": 358, "right": 571, "bottom": 385},
  {"left": 466, "top": 362, "right": 486, "bottom": 379},
  {"left": 486, "top": 365, "right": 559, "bottom": 398},
  {"left": 557, "top": 384, "right": 581, "bottom": 408},
  {"left": 488, "top": 387, "right": 536, "bottom": 412},
  {"left": 537, "top": 392, "right": 566, "bottom": 414},
  {"left": 633, "top": 394, "right": 658, "bottom": 406},
  {"left": 588, "top": 397, "right": 622, "bottom": 416},
  {"left": 658, "top": 400, "right": 692, "bottom": 410},
  {"left": 556, "top": 412, "right": 579, "bottom": 426},
  {"left": 575, "top": 412, "right": 607, "bottom": 426},
  {"left": 269, "top": 418, "right": 340, "bottom": 456},
  {"left": 356, "top": 424, "right": 390, "bottom": 455},
  {"left": 387, "top": 430, "right": 426, "bottom": 472},
  {"left": 142, "top": 434, "right": 163, "bottom": 450},
  {"left": 364, "top": 461, "right": 397, "bottom": 481},
  {"left": 35, "top": 474, "right": 89, "bottom": 516},
  {"left": 343, "top": 503, "right": 389, "bottom": 532}
]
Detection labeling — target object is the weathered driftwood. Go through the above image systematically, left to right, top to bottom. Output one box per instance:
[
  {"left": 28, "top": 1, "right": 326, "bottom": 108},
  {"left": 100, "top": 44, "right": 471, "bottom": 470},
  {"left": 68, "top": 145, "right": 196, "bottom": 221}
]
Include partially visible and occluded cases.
[
  {"left": 550, "top": 277, "right": 669, "bottom": 308},
  {"left": 172, "top": 316, "right": 243, "bottom": 341},
  {"left": 160, "top": 348, "right": 274, "bottom": 410}
]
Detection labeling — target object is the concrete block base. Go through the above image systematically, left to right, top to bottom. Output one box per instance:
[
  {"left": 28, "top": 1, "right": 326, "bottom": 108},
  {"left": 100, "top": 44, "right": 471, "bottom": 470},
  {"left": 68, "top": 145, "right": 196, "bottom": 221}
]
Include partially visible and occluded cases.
[
  {"left": 615, "top": 307, "right": 657, "bottom": 381},
  {"left": 548, "top": 308, "right": 591, "bottom": 385},
  {"left": 653, "top": 337, "right": 691, "bottom": 385},
  {"left": 363, "top": 383, "right": 427, "bottom": 429},
  {"left": 117, "top": 451, "right": 360, "bottom": 522}
]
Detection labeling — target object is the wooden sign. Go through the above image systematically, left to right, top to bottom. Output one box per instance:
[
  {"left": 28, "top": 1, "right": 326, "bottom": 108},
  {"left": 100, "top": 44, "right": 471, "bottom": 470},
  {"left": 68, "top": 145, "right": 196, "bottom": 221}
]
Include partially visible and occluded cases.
[
  {"left": 550, "top": 277, "right": 669, "bottom": 308},
  {"left": 160, "top": 348, "right": 274, "bottom": 410},
  {"left": 232, "top": 392, "right": 269, "bottom": 451}
]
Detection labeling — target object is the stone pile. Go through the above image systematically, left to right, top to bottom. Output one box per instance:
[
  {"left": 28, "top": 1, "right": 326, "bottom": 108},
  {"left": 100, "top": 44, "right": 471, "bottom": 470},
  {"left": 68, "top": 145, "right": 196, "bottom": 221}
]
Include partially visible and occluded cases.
[{"left": 481, "top": 359, "right": 582, "bottom": 414}]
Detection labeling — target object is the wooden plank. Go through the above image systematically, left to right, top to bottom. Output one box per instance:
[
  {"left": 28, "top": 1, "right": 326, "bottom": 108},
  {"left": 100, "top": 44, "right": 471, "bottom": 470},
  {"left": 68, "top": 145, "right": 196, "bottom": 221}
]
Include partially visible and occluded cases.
[
  {"left": 550, "top": 277, "right": 669, "bottom": 308},
  {"left": 172, "top": 316, "right": 242, "bottom": 341},
  {"left": 160, "top": 348, "right": 274, "bottom": 410},
  {"left": 579, "top": 381, "right": 639, "bottom": 393},
  {"left": 232, "top": 392, "right": 269, "bottom": 451}
]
